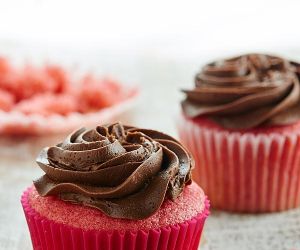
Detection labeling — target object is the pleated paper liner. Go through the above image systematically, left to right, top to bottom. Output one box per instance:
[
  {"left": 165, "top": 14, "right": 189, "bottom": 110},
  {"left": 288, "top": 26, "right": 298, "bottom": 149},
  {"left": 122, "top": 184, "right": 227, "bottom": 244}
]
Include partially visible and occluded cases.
[
  {"left": 178, "top": 114, "right": 300, "bottom": 212},
  {"left": 21, "top": 188, "right": 209, "bottom": 250}
]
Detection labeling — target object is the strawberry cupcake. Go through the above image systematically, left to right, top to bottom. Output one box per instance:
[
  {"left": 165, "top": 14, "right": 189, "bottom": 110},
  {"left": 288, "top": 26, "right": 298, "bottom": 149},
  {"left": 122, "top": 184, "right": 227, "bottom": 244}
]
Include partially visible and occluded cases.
[
  {"left": 178, "top": 53, "right": 300, "bottom": 213},
  {"left": 21, "top": 123, "right": 209, "bottom": 250}
]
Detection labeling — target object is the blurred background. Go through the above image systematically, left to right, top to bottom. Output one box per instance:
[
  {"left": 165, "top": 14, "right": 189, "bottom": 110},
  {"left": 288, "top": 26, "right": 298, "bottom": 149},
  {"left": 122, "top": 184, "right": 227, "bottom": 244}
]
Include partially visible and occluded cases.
[
  {"left": 0, "top": 0, "right": 300, "bottom": 131},
  {"left": 1, "top": 0, "right": 300, "bottom": 249},
  {"left": 1, "top": 0, "right": 300, "bottom": 134},
  {"left": 1, "top": 0, "right": 300, "bottom": 56}
]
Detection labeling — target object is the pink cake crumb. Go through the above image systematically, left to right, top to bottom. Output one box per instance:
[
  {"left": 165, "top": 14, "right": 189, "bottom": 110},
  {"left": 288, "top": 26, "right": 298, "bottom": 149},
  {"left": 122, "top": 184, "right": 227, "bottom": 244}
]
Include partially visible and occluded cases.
[
  {"left": 76, "top": 76, "right": 127, "bottom": 112},
  {"left": 0, "top": 89, "right": 15, "bottom": 111},
  {"left": 15, "top": 93, "right": 78, "bottom": 116},
  {"left": 28, "top": 182, "right": 206, "bottom": 232}
]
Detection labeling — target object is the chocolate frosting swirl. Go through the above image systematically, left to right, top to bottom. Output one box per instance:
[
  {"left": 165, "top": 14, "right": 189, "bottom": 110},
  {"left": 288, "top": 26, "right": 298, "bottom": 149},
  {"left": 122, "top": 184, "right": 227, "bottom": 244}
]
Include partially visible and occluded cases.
[
  {"left": 182, "top": 53, "right": 300, "bottom": 129},
  {"left": 33, "top": 123, "right": 193, "bottom": 220}
]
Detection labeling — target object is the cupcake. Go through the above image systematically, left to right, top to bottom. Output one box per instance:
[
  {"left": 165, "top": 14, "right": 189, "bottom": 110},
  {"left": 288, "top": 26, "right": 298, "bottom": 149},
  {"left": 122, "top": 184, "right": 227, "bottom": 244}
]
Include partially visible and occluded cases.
[
  {"left": 178, "top": 53, "right": 300, "bottom": 213},
  {"left": 21, "top": 123, "right": 209, "bottom": 250}
]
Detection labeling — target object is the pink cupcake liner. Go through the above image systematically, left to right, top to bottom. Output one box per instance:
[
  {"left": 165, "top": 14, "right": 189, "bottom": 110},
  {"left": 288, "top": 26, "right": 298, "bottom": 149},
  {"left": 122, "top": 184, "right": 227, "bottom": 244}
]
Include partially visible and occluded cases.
[
  {"left": 0, "top": 86, "right": 139, "bottom": 136},
  {"left": 178, "top": 114, "right": 300, "bottom": 213},
  {"left": 21, "top": 189, "right": 209, "bottom": 250}
]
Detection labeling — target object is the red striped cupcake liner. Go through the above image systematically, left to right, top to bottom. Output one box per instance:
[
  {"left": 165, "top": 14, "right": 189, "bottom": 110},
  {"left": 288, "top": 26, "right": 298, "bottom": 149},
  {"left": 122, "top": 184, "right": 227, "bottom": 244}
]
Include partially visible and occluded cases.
[
  {"left": 178, "top": 114, "right": 300, "bottom": 213},
  {"left": 21, "top": 189, "right": 209, "bottom": 250}
]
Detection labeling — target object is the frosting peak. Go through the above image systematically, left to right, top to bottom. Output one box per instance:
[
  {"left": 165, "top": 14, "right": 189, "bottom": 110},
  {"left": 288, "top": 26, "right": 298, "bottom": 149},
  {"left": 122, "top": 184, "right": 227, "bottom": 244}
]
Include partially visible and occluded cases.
[
  {"left": 182, "top": 53, "right": 300, "bottom": 129},
  {"left": 34, "top": 123, "right": 193, "bottom": 220}
]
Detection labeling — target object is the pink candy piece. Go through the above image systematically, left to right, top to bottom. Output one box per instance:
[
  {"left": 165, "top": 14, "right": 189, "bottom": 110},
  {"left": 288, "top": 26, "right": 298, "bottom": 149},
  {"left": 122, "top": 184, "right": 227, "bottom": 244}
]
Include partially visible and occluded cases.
[
  {"left": 0, "top": 58, "right": 140, "bottom": 135},
  {"left": 0, "top": 89, "right": 15, "bottom": 111},
  {"left": 15, "top": 93, "right": 78, "bottom": 116}
]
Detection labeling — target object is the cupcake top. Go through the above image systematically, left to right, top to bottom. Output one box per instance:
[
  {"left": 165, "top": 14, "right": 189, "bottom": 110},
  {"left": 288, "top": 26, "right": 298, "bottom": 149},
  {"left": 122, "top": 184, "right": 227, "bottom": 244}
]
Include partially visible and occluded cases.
[
  {"left": 182, "top": 53, "right": 300, "bottom": 129},
  {"left": 34, "top": 123, "right": 193, "bottom": 220}
]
